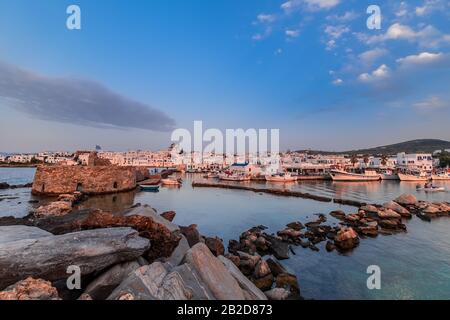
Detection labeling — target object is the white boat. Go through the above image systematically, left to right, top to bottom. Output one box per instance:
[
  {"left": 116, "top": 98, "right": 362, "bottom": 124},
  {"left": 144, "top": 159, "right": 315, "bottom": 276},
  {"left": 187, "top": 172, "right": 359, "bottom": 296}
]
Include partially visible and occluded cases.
[
  {"left": 380, "top": 169, "right": 399, "bottom": 180},
  {"left": 330, "top": 170, "right": 381, "bottom": 182},
  {"left": 432, "top": 171, "right": 450, "bottom": 180},
  {"left": 203, "top": 172, "right": 219, "bottom": 179},
  {"left": 398, "top": 172, "right": 429, "bottom": 182},
  {"left": 218, "top": 173, "right": 251, "bottom": 181},
  {"left": 265, "top": 173, "right": 297, "bottom": 182},
  {"left": 161, "top": 178, "right": 182, "bottom": 186},
  {"left": 416, "top": 186, "right": 446, "bottom": 192}
]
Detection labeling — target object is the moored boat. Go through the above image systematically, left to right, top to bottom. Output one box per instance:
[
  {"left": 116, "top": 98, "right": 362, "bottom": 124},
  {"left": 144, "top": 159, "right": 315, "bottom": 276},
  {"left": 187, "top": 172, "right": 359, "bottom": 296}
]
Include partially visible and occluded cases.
[
  {"left": 380, "top": 169, "right": 399, "bottom": 180},
  {"left": 330, "top": 170, "right": 380, "bottom": 182},
  {"left": 431, "top": 170, "right": 450, "bottom": 180},
  {"left": 398, "top": 171, "right": 429, "bottom": 182},
  {"left": 218, "top": 173, "right": 251, "bottom": 181},
  {"left": 265, "top": 173, "right": 297, "bottom": 182},
  {"left": 161, "top": 178, "right": 182, "bottom": 186},
  {"left": 139, "top": 184, "right": 160, "bottom": 192}
]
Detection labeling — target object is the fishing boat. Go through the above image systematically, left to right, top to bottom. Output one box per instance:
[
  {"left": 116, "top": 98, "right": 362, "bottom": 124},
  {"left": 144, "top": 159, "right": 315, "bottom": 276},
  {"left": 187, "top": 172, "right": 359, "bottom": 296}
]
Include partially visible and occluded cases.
[
  {"left": 330, "top": 169, "right": 381, "bottom": 182},
  {"left": 380, "top": 169, "right": 399, "bottom": 180},
  {"left": 431, "top": 170, "right": 450, "bottom": 180},
  {"left": 398, "top": 171, "right": 429, "bottom": 181},
  {"left": 203, "top": 172, "right": 219, "bottom": 179},
  {"left": 218, "top": 173, "right": 251, "bottom": 181},
  {"left": 265, "top": 173, "right": 297, "bottom": 182},
  {"left": 161, "top": 178, "right": 182, "bottom": 186},
  {"left": 139, "top": 184, "right": 160, "bottom": 192}
]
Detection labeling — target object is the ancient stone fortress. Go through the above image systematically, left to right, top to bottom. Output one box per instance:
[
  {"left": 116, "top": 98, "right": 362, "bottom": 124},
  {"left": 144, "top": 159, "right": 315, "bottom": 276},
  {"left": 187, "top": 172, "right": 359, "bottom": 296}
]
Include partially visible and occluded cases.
[{"left": 32, "top": 152, "right": 141, "bottom": 196}]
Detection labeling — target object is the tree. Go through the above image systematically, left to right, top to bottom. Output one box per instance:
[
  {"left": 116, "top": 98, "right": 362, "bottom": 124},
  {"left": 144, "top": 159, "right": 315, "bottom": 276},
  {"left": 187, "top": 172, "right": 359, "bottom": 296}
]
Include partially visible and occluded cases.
[
  {"left": 438, "top": 151, "right": 450, "bottom": 168},
  {"left": 380, "top": 154, "right": 388, "bottom": 167},
  {"left": 350, "top": 155, "right": 358, "bottom": 167},
  {"left": 363, "top": 155, "right": 370, "bottom": 167}
]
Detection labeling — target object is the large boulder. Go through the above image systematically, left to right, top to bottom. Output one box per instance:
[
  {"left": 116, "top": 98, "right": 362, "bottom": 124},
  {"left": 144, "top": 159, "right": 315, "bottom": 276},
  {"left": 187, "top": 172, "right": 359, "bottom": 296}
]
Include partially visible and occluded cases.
[
  {"left": 394, "top": 194, "right": 417, "bottom": 206},
  {"left": 34, "top": 201, "right": 72, "bottom": 217},
  {"left": 383, "top": 201, "right": 411, "bottom": 217},
  {"left": 15, "top": 209, "right": 181, "bottom": 262},
  {"left": 179, "top": 224, "right": 202, "bottom": 247},
  {"left": 0, "top": 226, "right": 52, "bottom": 244},
  {"left": 0, "top": 227, "right": 150, "bottom": 290},
  {"left": 334, "top": 227, "right": 359, "bottom": 251},
  {"left": 163, "top": 234, "right": 190, "bottom": 268},
  {"left": 205, "top": 237, "right": 225, "bottom": 257},
  {"left": 185, "top": 243, "right": 245, "bottom": 300},
  {"left": 218, "top": 256, "right": 267, "bottom": 300},
  {"left": 83, "top": 260, "right": 141, "bottom": 300},
  {"left": 108, "top": 261, "right": 221, "bottom": 300},
  {"left": 0, "top": 277, "right": 60, "bottom": 300}
]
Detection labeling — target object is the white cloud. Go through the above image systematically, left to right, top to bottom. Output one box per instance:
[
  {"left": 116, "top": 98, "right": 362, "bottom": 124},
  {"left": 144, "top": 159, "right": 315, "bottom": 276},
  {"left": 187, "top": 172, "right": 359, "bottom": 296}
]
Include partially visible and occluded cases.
[
  {"left": 281, "top": 0, "right": 340, "bottom": 13},
  {"left": 304, "top": 0, "right": 340, "bottom": 10},
  {"left": 415, "top": 0, "right": 445, "bottom": 16},
  {"left": 396, "top": 1, "right": 409, "bottom": 17},
  {"left": 327, "top": 11, "right": 358, "bottom": 22},
  {"left": 257, "top": 14, "right": 276, "bottom": 23},
  {"left": 364, "top": 23, "right": 450, "bottom": 48},
  {"left": 324, "top": 25, "right": 350, "bottom": 39},
  {"left": 252, "top": 26, "right": 273, "bottom": 41},
  {"left": 285, "top": 29, "right": 300, "bottom": 38},
  {"left": 326, "top": 39, "right": 336, "bottom": 51},
  {"left": 275, "top": 48, "right": 283, "bottom": 55},
  {"left": 359, "top": 48, "right": 388, "bottom": 65},
  {"left": 397, "top": 52, "right": 444, "bottom": 67},
  {"left": 358, "top": 64, "right": 390, "bottom": 82},
  {"left": 332, "top": 78, "right": 343, "bottom": 85},
  {"left": 413, "top": 96, "right": 446, "bottom": 111}
]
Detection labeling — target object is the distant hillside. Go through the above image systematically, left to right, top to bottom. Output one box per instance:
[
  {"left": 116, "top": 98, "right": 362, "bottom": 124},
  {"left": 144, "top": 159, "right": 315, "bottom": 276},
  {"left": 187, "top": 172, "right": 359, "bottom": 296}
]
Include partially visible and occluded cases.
[{"left": 296, "top": 139, "right": 450, "bottom": 156}]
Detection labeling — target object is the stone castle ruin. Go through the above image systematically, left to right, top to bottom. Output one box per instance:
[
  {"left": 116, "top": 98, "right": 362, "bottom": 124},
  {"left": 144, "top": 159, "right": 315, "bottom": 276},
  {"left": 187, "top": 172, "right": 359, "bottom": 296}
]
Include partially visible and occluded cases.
[{"left": 32, "top": 152, "right": 145, "bottom": 196}]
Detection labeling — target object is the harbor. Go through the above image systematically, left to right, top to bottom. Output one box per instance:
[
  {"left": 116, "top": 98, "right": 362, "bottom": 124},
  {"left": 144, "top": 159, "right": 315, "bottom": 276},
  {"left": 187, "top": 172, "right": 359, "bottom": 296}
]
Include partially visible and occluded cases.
[{"left": 1, "top": 163, "right": 449, "bottom": 300}]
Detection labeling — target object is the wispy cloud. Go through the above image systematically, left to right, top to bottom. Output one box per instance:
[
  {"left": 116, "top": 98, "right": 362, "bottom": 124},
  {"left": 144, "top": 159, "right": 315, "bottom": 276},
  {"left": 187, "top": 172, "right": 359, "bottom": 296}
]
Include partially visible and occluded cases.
[
  {"left": 281, "top": 0, "right": 340, "bottom": 13},
  {"left": 326, "top": 10, "right": 358, "bottom": 22},
  {"left": 257, "top": 13, "right": 276, "bottom": 23},
  {"left": 362, "top": 23, "right": 450, "bottom": 48},
  {"left": 285, "top": 29, "right": 300, "bottom": 38},
  {"left": 359, "top": 48, "right": 388, "bottom": 65},
  {"left": 396, "top": 52, "right": 446, "bottom": 68},
  {"left": 0, "top": 61, "right": 175, "bottom": 131},
  {"left": 358, "top": 64, "right": 390, "bottom": 82},
  {"left": 413, "top": 95, "right": 447, "bottom": 112}
]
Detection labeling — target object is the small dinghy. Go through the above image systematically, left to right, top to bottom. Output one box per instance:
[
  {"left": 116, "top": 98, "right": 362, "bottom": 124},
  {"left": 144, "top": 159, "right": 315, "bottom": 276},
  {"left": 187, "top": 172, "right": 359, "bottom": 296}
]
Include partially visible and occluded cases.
[
  {"left": 139, "top": 184, "right": 160, "bottom": 192},
  {"left": 416, "top": 185, "right": 445, "bottom": 192}
]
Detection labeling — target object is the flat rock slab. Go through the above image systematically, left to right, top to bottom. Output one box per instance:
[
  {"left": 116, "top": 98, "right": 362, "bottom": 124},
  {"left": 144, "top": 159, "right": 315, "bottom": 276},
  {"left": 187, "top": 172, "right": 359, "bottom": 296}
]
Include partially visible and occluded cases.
[
  {"left": 0, "top": 226, "right": 52, "bottom": 245},
  {"left": 0, "top": 227, "right": 150, "bottom": 290},
  {"left": 185, "top": 243, "right": 245, "bottom": 300}
]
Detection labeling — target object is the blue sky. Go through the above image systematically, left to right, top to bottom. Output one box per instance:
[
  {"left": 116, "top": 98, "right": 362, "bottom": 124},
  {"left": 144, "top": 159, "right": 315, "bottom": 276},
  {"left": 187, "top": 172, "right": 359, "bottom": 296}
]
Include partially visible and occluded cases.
[{"left": 0, "top": 0, "right": 449, "bottom": 152}]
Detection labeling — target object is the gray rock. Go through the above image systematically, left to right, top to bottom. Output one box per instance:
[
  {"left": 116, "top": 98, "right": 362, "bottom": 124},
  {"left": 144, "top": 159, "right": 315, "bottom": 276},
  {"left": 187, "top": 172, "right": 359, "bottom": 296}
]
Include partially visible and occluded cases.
[
  {"left": 0, "top": 226, "right": 52, "bottom": 245},
  {"left": 0, "top": 227, "right": 150, "bottom": 290},
  {"left": 164, "top": 234, "right": 190, "bottom": 268},
  {"left": 185, "top": 243, "right": 245, "bottom": 300},
  {"left": 218, "top": 256, "right": 267, "bottom": 300},
  {"left": 83, "top": 260, "right": 141, "bottom": 300},
  {"left": 108, "top": 262, "right": 194, "bottom": 300},
  {"left": 264, "top": 288, "right": 290, "bottom": 300}
]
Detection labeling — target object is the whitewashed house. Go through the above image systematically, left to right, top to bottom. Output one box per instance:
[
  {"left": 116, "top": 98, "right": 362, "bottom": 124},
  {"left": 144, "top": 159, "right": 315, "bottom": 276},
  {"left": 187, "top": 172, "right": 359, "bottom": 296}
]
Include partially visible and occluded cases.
[{"left": 396, "top": 152, "right": 433, "bottom": 171}]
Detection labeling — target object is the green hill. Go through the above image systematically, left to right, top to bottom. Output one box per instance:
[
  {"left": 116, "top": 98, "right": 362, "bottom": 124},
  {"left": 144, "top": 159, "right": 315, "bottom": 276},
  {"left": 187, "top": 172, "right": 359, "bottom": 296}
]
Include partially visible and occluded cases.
[{"left": 296, "top": 139, "right": 450, "bottom": 156}]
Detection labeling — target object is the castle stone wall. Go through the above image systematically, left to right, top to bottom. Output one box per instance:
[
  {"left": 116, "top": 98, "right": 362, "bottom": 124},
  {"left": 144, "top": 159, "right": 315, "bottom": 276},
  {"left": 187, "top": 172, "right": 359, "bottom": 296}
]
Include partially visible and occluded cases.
[{"left": 32, "top": 165, "right": 137, "bottom": 196}]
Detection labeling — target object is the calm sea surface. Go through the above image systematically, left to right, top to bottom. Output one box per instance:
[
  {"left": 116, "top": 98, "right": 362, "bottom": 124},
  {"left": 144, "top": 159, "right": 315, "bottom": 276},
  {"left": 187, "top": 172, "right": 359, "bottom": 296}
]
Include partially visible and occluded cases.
[{"left": 1, "top": 168, "right": 449, "bottom": 300}]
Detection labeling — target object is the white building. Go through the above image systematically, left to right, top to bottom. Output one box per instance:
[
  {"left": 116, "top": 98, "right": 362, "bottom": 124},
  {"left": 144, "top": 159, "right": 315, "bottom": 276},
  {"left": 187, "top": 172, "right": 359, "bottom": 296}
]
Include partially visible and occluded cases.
[{"left": 396, "top": 152, "right": 433, "bottom": 171}]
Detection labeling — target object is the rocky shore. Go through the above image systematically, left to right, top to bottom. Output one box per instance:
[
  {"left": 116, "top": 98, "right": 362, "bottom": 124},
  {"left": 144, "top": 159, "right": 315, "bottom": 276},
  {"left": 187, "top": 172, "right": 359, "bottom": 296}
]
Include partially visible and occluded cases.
[{"left": 0, "top": 186, "right": 448, "bottom": 300}]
